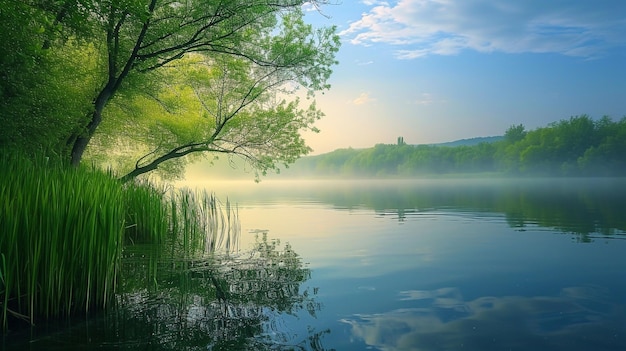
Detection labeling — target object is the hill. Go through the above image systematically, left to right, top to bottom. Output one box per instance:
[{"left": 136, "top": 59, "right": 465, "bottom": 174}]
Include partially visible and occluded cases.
[{"left": 427, "top": 136, "right": 503, "bottom": 147}]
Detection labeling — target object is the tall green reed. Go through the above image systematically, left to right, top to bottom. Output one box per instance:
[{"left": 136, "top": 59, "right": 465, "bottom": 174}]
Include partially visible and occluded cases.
[
  {"left": 0, "top": 153, "right": 240, "bottom": 330},
  {"left": 0, "top": 154, "right": 125, "bottom": 329},
  {"left": 123, "top": 180, "right": 169, "bottom": 245},
  {"left": 122, "top": 181, "right": 240, "bottom": 254},
  {"left": 166, "top": 188, "right": 240, "bottom": 257}
]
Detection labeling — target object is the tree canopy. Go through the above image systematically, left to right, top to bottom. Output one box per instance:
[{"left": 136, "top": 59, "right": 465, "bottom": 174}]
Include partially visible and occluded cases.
[{"left": 0, "top": 0, "right": 340, "bottom": 180}]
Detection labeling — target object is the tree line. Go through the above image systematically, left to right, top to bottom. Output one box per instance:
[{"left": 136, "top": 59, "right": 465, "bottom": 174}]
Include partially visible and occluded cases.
[{"left": 290, "top": 115, "right": 626, "bottom": 177}]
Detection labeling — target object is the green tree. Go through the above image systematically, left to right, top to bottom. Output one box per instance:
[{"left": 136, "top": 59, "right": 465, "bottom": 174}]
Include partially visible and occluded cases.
[
  {"left": 31, "top": 0, "right": 340, "bottom": 169},
  {"left": 0, "top": 2, "right": 98, "bottom": 155},
  {"left": 89, "top": 42, "right": 337, "bottom": 181},
  {"left": 550, "top": 115, "right": 596, "bottom": 171},
  {"left": 578, "top": 116, "right": 626, "bottom": 175},
  {"left": 504, "top": 124, "right": 526, "bottom": 144}
]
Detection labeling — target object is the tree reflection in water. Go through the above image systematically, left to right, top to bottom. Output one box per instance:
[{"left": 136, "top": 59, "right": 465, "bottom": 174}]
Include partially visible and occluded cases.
[{"left": 112, "top": 231, "right": 331, "bottom": 351}]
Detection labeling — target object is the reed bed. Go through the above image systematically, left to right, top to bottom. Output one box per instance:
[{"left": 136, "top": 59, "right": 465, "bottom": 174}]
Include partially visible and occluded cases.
[
  {"left": 0, "top": 154, "right": 240, "bottom": 330},
  {"left": 0, "top": 154, "right": 125, "bottom": 329},
  {"left": 123, "top": 181, "right": 169, "bottom": 245}
]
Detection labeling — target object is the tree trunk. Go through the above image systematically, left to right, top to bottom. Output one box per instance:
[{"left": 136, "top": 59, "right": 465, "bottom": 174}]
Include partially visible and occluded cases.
[
  {"left": 69, "top": 0, "right": 155, "bottom": 166},
  {"left": 70, "top": 87, "right": 113, "bottom": 166}
]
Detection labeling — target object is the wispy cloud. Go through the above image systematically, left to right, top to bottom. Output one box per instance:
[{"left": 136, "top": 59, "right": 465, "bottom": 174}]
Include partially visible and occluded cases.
[
  {"left": 340, "top": 0, "right": 626, "bottom": 59},
  {"left": 356, "top": 60, "right": 375, "bottom": 66},
  {"left": 350, "top": 92, "right": 375, "bottom": 105},
  {"left": 412, "top": 93, "right": 444, "bottom": 106}
]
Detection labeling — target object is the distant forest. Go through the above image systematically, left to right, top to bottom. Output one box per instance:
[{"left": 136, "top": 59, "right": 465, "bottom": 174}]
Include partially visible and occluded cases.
[{"left": 287, "top": 115, "right": 626, "bottom": 177}]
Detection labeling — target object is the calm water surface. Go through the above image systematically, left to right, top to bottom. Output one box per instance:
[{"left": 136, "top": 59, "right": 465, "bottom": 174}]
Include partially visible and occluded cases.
[{"left": 5, "top": 178, "right": 626, "bottom": 350}]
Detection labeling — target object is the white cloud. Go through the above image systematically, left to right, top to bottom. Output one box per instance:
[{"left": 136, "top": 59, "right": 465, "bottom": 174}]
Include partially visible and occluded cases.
[
  {"left": 340, "top": 0, "right": 626, "bottom": 59},
  {"left": 361, "top": 0, "right": 389, "bottom": 6},
  {"left": 301, "top": 3, "right": 317, "bottom": 12},
  {"left": 351, "top": 92, "right": 375, "bottom": 105}
]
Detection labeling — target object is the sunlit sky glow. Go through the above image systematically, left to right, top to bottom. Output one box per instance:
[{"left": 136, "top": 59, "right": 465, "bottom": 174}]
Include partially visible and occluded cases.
[{"left": 301, "top": 0, "right": 626, "bottom": 154}]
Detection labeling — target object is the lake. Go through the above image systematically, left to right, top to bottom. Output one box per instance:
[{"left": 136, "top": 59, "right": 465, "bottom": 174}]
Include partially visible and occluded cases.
[{"left": 4, "top": 178, "right": 626, "bottom": 350}]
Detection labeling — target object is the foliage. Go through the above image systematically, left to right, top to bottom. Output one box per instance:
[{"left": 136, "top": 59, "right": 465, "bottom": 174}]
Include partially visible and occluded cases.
[
  {"left": 1, "top": 0, "right": 339, "bottom": 180},
  {"left": 0, "top": 3, "right": 100, "bottom": 156},
  {"left": 88, "top": 48, "right": 334, "bottom": 181},
  {"left": 288, "top": 115, "right": 626, "bottom": 177},
  {"left": 504, "top": 124, "right": 527, "bottom": 143}
]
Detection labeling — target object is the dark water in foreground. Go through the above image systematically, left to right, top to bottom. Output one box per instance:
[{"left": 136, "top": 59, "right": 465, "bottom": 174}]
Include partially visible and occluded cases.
[{"left": 4, "top": 178, "right": 626, "bottom": 350}]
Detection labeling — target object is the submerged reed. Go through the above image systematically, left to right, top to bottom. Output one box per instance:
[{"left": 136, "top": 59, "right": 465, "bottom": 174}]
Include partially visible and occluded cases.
[
  {"left": 0, "top": 154, "right": 239, "bottom": 330},
  {"left": 167, "top": 188, "right": 240, "bottom": 256}
]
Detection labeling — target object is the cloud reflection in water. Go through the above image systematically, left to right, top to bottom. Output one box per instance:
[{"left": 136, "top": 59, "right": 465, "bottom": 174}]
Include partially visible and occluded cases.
[{"left": 341, "top": 286, "right": 625, "bottom": 351}]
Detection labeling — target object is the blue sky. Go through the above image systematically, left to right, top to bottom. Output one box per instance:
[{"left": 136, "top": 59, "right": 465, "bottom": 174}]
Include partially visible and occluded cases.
[{"left": 300, "top": 0, "right": 626, "bottom": 154}]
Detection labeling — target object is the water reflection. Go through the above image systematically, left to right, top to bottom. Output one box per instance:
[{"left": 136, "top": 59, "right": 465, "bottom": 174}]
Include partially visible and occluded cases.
[
  {"left": 168, "top": 178, "right": 626, "bottom": 351},
  {"left": 187, "top": 178, "right": 626, "bottom": 239},
  {"left": 330, "top": 179, "right": 626, "bottom": 238},
  {"left": 114, "top": 232, "right": 330, "bottom": 351},
  {"left": 7, "top": 233, "right": 331, "bottom": 351},
  {"left": 341, "top": 286, "right": 625, "bottom": 351}
]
